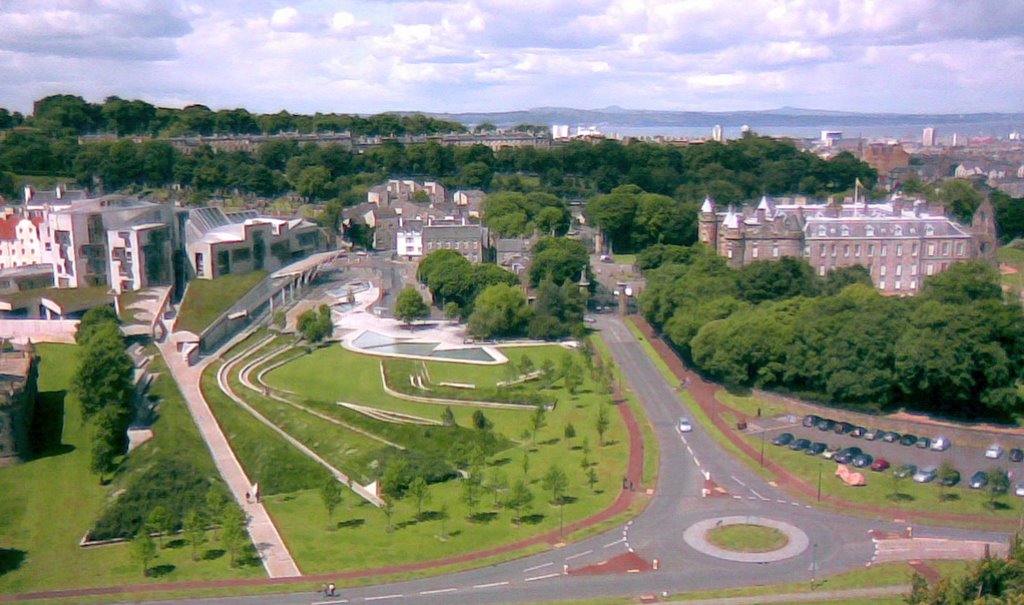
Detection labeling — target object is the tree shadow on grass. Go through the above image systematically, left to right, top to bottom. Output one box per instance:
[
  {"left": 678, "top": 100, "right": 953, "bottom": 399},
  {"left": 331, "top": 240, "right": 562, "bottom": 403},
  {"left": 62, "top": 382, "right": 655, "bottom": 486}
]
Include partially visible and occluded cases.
[
  {"left": 30, "top": 390, "right": 74, "bottom": 460},
  {"left": 539, "top": 438, "right": 561, "bottom": 446},
  {"left": 603, "top": 440, "right": 619, "bottom": 447},
  {"left": 490, "top": 457, "right": 511, "bottom": 467},
  {"left": 886, "top": 493, "right": 915, "bottom": 503},
  {"left": 939, "top": 493, "right": 961, "bottom": 502},
  {"left": 558, "top": 495, "right": 578, "bottom": 505},
  {"left": 987, "top": 501, "right": 1012, "bottom": 511},
  {"left": 418, "top": 511, "right": 443, "bottom": 522},
  {"left": 467, "top": 512, "right": 497, "bottom": 524},
  {"left": 518, "top": 513, "right": 545, "bottom": 525},
  {"left": 337, "top": 518, "right": 365, "bottom": 529},
  {"left": 165, "top": 539, "right": 187, "bottom": 549},
  {"left": 237, "top": 545, "right": 262, "bottom": 567},
  {"left": 0, "top": 548, "right": 26, "bottom": 576},
  {"left": 202, "top": 549, "right": 226, "bottom": 561},
  {"left": 148, "top": 564, "right": 176, "bottom": 577}
]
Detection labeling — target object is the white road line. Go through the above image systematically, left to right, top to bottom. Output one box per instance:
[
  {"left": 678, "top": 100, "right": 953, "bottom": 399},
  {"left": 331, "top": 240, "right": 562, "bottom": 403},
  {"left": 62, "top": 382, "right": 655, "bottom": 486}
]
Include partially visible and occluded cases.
[
  {"left": 685, "top": 445, "right": 694, "bottom": 456},
  {"left": 692, "top": 456, "right": 701, "bottom": 467},
  {"left": 731, "top": 475, "right": 746, "bottom": 487},
  {"left": 749, "top": 489, "right": 768, "bottom": 501},
  {"left": 732, "top": 495, "right": 743, "bottom": 500},
  {"left": 747, "top": 496, "right": 757, "bottom": 500},
  {"left": 777, "top": 499, "right": 787, "bottom": 503},
  {"left": 791, "top": 501, "right": 801, "bottom": 506},
  {"left": 604, "top": 537, "right": 626, "bottom": 548},
  {"left": 565, "top": 549, "right": 593, "bottom": 561},
  {"left": 523, "top": 562, "right": 554, "bottom": 573},
  {"left": 525, "top": 573, "right": 561, "bottom": 582},
  {"left": 472, "top": 582, "right": 509, "bottom": 589},
  {"left": 418, "top": 588, "right": 457, "bottom": 595},
  {"left": 365, "top": 595, "right": 403, "bottom": 602},
  {"left": 311, "top": 600, "right": 349, "bottom": 605}
]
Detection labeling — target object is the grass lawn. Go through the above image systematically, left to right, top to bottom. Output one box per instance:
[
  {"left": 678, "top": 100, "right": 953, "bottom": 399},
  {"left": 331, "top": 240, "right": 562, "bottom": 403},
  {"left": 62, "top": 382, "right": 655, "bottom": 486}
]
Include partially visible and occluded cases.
[
  {"left": 999, "top": 246, "right": 1024, "bottom": 296},
  {"left": 175, "top": 271, "right": 267, "bottom": 335},
  {"left": 220, "top": 340, "right": 632, "bottom": 575},
  {"left": 0, "top": 345, "right": 262, "bottom": 596},
  {"left": 706, "top": 524, "right": 788, "bottom": 553}
]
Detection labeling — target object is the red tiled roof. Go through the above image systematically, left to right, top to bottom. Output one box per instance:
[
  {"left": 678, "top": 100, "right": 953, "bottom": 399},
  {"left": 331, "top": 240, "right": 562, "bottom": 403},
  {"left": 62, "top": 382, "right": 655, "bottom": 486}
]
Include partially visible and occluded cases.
[{"left": 0, "top": 216, "right": 18, "bottom": 241}]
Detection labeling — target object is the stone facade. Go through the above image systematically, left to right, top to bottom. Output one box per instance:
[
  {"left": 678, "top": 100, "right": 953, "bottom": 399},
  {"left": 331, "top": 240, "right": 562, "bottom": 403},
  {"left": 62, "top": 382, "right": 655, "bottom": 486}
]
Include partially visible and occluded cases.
[
  {"left": 699, "top": 195, "right": 997, "bottom": 296},
  {"left": 0, "top": 348, "right": 37, "bottom": 467}
]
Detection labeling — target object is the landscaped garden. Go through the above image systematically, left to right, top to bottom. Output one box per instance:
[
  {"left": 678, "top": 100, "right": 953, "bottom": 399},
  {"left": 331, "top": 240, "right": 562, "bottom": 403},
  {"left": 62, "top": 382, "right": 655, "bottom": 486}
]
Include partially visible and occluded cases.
[
  {"left": 175, "top": 271, "right": 267, "bottom": 334},
  {"left": 203, "top": 334, "right": 637, "bottom": 575},
  {"left": 0, "top": 345, "right": 262, "bottom": 596}
]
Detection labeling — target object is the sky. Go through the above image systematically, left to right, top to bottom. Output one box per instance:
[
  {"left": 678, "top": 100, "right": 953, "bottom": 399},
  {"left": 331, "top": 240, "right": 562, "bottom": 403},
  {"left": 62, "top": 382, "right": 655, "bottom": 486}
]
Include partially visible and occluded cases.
[{"left": 1, "top": 0, "right": 1022, "bottom": 116}]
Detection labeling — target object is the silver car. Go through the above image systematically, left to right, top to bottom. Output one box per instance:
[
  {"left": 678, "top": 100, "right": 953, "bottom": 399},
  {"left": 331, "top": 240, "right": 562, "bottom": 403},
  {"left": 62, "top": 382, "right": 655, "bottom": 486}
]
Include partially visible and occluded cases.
[{"left": 913, "top": 465, "right": 938, "bottom": 483}]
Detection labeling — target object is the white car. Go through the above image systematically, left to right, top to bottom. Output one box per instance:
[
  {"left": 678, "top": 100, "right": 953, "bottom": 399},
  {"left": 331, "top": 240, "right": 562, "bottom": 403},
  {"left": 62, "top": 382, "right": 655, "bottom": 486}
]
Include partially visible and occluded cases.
[
  {"left": 678, "top": 417, "right": 693, "bottom": 433},
  {"left": 930, "top": 437, "right": 951, "bottom": 451},
  {"left": 986, "top": 444, "right": 1004, "bottom": 459},
  {"left": 1016, "top": 482, "right": 1024, "bottom": 497}
]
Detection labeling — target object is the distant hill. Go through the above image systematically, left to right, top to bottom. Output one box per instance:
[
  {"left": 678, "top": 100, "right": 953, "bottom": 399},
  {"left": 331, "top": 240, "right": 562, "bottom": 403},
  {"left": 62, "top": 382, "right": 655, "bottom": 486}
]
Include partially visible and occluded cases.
[{"left": 403, "top": 106, "right": 1024, "bottom": 131}]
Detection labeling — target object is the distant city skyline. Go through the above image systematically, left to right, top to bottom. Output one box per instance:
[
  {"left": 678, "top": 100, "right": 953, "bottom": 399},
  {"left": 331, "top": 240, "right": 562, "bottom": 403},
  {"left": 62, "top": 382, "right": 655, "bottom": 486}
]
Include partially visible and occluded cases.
[{"left": 1, "top": 0, "right": 1023, "bottom": 116}]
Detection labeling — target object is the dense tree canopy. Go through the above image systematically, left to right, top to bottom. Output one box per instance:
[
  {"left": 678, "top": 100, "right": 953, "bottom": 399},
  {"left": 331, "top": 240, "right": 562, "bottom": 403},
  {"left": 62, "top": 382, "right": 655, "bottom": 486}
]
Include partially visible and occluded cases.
[
  {"left": 528, "top": 237, "right": 591, "bottom": 288},
  {"left": 641, "top": 248, "right": 1024, "bottom": 420},
  {"left": 467, "top": 284, "right": 531, "bottom": 340}
]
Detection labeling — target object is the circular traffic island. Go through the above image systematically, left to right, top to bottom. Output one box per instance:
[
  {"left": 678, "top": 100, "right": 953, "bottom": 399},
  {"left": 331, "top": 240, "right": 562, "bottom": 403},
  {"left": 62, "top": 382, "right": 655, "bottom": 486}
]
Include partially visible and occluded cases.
[
  {"left": 684, "top": 516, "right": 809, "bottom": 563},
  {"left": 706, "top": 523, "right": 789, "bottom": 553}
]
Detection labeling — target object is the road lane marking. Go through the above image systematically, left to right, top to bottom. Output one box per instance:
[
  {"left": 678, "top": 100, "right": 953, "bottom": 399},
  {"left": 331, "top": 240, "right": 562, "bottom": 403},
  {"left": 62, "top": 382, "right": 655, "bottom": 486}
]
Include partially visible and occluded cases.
[
  {"left": 692, "top": 456, "right": 701, "bottom": 467},
  {"left": 731, "top": 475, "right": 746, "bottom": 487},
  {"left": 749, "top": 489, "right": 768, "bottom": 501},
  {"left": 604, "top": 538, "right": 626, "bottom": 548},
  {"left": 565, "top": 549, "right": 593, "bottom": 561},
  {"left": 523, "top": 562, "right": 554, "bottom": 573},
  {"left": 525, "top": 573, "right": 560, "bottom": 582},
  {"left": 473, "top": 582, "right": 509, "bottom": 589},
  {"left": 418, "top": 589, "right": 456, "bottom": 595},
  {"left": 365, "top": 595, "right": 403, "bottom": 601},
  {"left": 312, "top": 600, "right": 349, "bottom": 604}
]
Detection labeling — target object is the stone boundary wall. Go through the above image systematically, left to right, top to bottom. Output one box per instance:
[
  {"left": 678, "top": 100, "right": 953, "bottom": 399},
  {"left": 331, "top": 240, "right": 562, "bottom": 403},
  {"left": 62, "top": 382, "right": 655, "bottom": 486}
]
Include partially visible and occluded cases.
[{"left": 0, "top": 319, "right": 78, "bottom": 343}]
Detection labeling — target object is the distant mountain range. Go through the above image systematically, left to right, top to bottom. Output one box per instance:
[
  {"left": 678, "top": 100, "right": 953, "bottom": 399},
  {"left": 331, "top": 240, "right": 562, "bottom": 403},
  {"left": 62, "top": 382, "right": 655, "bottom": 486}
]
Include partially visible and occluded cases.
[{"left": 414, "top": 106, "right": 1024, "bottom": 131}]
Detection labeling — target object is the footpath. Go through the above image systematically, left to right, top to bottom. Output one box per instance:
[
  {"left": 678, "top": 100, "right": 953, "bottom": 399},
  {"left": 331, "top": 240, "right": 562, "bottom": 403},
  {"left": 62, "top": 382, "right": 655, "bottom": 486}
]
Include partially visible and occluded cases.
[
  {"left": 629, "top": 316, "right": 1020, "bottom": 532},
  {"left": 0, "top": 329, "right": 646, "bottom": 603}
]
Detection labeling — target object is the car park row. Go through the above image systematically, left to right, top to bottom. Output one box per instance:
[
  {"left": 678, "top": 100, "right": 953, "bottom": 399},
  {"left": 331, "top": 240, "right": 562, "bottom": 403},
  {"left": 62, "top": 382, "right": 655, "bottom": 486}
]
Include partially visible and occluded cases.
[{"left": 765, "top": 415, "right": 1024, "bottom": 495}]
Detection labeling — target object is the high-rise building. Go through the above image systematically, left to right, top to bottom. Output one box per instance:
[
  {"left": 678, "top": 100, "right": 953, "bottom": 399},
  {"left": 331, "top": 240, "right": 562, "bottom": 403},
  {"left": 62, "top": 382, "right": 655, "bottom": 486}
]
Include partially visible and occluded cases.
[{"left": 922, "top": 127, "right": 936, "bottom": 147}]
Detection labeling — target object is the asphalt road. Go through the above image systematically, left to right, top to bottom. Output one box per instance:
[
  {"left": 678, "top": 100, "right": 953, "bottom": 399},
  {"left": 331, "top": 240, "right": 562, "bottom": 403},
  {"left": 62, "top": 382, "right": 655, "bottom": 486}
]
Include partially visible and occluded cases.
[{"left": 150, "top": 315, "right": 1008, "bottom": 605}]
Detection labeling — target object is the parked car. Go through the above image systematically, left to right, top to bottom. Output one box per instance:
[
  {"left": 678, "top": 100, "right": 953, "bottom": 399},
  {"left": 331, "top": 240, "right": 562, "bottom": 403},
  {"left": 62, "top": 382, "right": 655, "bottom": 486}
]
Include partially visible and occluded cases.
[
  {"left": 803, "top": 415, "right": 821, "bottom": 428},
  {"left": 678, "top": 417, "right": 693, "bottom": 433},
  {"left": 816, "top": 419, "right": 836, "bottom": 432},
  {"left": 834, "top": 421, "right": 855, "bottom": 435},
  {"left": 850, "top": 426, "right": 867, "bottom": 438},
  {"left": 863, "top": 429, "right": 880, "bottom": 441},
  {"left": 881, "top": 431, "right": 901, "bottom": 443},
  {"left": 771, "top": 432, "right": 794, "bottom": 447},
  {"left": 900, "top": 434, "right": 919, "bottom": 447},
  {"left": 915, "top": 437, "right": 932, "bottom": 449},
  {"left": 931, "top": 437, "right": 951, "bottom": 451},
  {"left": 789, "top": 438, "right": 812, "bottom": 451},
  {"left": 805, "top": 442, "right": 827, "bottom": 456},
  {"left": 986, "top": 444, "right": 1005, "bottom": 459},
  {"left": 822, "top": 446, "right": 840, "bottom": 460},
  {"left": 834, "top": 447, "right": 863, "bottom": 465},
  {"left": 1010, "top": 448, "right": 1024, "bottom": 463},
  {"left": 852, "top": 453, "right": 874, "bottom": 468},
  {"left": 870, "top": 458, "right": 890, "bottom": 472},
  {"left": 894, "top": 464, "right": 917, "bottom": 479},
  {"left": 913, "top": 466, "right": 938, "bottom": 483},
  {"left": 939, "top": 469, "right": 961, "bottom": 487},
  {"left": 969, "top": 471, "right": 988, "bottom": 489},
  {"left": 1015, "top": 482, "right": 1024, "bottom": 497}
]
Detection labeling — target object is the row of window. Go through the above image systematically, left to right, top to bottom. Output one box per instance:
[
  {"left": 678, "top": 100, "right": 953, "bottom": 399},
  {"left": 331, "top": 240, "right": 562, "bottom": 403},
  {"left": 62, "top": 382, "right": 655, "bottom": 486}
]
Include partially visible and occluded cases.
[
  {"left": 816, "top": 224, "right": 938, "bottom": 238},
  {"left": 425, "top": 240, "right": 481, "bottom": 251},
  {"left": 815, "top": 241, "right": 965, "bottom": 259}
]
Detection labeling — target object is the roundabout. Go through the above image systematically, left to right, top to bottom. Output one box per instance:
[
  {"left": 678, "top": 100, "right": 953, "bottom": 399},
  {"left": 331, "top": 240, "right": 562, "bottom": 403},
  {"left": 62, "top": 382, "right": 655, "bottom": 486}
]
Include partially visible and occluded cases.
[{"left": 683, "top": 516, "right": 810, "bottom": 563}]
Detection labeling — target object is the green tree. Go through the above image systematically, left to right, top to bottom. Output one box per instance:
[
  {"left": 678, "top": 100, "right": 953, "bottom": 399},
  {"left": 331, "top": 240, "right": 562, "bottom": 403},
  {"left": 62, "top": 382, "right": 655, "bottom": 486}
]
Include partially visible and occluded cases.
[
  {"left": 295, "top": 165, "right": 334, "bottom": 200},
  {"left": 528, "top": 237, "right": 590, "bottom": 288},
  {"left": 467, "top": 284, "right": 531, "bottom": 339},
  {"left": 395, "top": 287, "right": 430, "bottom": 326},
  {"left": 444, "top": 301, "right": 461, "bottom": 321},
  {"left": 296, "top": 304, "right": 333, "bottom": 343},
  {"left": 75, "top": 305, "right": 119, "bottom": 345},
  {"left": 73, "top": 321, "right": 134, "bottom": 420},
  {"left": 560, "top": 353, "right": 583, "bottom": 394},
  {"left": 595, "top": 404, "right": 610, "bottom": 446},
  {"left": 89, "top": 405, "right": 129, "bottom": 482},
  {"left": 529, "top": 405, "right": 547, "bottom": 443},
  {"left": 441, "top": 406, "right": 456, "bottom": 427},
  {"left": 471, "top": 409, "right": 491, "bottom": 430},
  {"left": 563, "top": 423, "right": 576, "bottom": 441},
  {"left": 936, "top": 461, "right": 958, "bottom": 502},
  {"left": 541, "top": 465, "right": 569, "bottom": 504},
  {"left": 586, "top": 467, "right": 599, "bottom": 492},
  {"left": 488, "top": 468, "right": 508, "bottom": 506},
  {"left": 985, "top": 468, "right": 1010, "bottom": 509},
  {"left": 407, "top": 476, "right": 431, "bottom": 517},
  {"left": 461, "top": 476, "right": 482, "bottom": 515},
  {"left": 504, "top": 479, "right": 534, "bottom": 524},
  {"left": 320, "top": 480, "right": 344, "bottom": 529},
  {"left": 205, "top": 489, "right": 227, "bottom": 539},
  {"left": 383, "top": 498, "right": 396, "bottom": 533},
  {"left": 437, "top": 502, "right": 449, "bottom": 539},
  {"left": 147, "top": 506, "right": 172, "bottom": 548},
  {"left": 221, "top": 506, "right": 248, "bottom": 568},
  {"left": 184, "top": 508, "right": 206, "bottom": 562},
  {"left": 131, "top": 530, "right": 157, "bottom": 577}
]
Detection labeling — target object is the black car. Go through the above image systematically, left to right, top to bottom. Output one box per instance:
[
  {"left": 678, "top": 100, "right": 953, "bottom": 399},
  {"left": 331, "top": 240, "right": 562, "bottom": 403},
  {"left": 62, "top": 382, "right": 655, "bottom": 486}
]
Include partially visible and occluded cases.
[
  {"left": 802, "top": 415, "right": 821, "bottom": 428},
  {"left": 816, "top": 419, "right": 836, "bottom": 432},
  {"left": 834, "top": 421, "right": 855, "bottom": 435},
  {"left": 850, "top": 426, "right": 867, "bottom": 438},
  {"left": 881, "top": 431, "right": 901, "bottom": 443},
  {"left": 771, "top": 432, "right": 794, "bottom": 446},
  {"left": 899, "top": 434, "right": 918, "bottom": 446},
  {"left": 915, "top": 437, "right": 932, "bottom": 449},
  {"left": 789, "top": 438, "right": 812, "bottom": 451},
  {"left": 805, "top": 442, "right": 827, "bottom": 456},
  {"left": 834, "top": 447, "right": 863, "bottom": 464},
  {"left": 1011, "top": 448, "right": 1024, "bottom": 463},
  {"left": 852, "top": 453, "right": 873, "bottom": 468},
  {"left": 894, "top": 464, "right": 917, "bottom": 479},
  {"left": 939, "top": 470, "right": 961, "bottom": 487},
  {"left": 969, "top": 471, "right": 988, "bottom": 489}
]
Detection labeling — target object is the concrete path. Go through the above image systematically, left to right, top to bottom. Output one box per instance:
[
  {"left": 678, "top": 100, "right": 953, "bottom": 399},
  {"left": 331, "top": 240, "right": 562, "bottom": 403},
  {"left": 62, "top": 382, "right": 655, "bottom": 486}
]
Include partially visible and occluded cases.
[{"left": 155, "top": 338, "right": 302, "bottom": 579}]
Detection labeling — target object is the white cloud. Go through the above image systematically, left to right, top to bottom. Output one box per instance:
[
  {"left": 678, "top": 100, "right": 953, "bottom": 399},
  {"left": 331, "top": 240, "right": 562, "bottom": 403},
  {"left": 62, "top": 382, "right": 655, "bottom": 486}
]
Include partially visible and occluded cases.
[{"left": 0, "top": 0, "right": 1021, "bottom": 114}]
